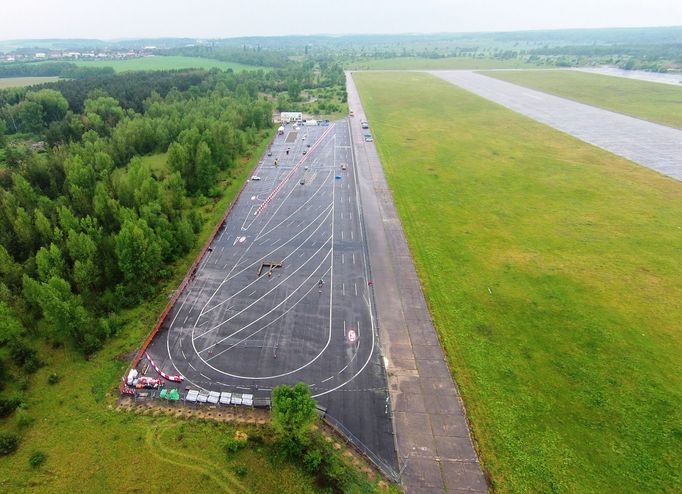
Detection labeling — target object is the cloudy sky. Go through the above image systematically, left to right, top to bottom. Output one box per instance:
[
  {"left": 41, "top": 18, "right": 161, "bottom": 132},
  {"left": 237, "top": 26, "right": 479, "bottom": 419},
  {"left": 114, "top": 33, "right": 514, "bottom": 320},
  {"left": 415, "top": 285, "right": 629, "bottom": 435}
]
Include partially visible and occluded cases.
[{"left": 1, "top": 0, "right": 681, "bottom": 39}]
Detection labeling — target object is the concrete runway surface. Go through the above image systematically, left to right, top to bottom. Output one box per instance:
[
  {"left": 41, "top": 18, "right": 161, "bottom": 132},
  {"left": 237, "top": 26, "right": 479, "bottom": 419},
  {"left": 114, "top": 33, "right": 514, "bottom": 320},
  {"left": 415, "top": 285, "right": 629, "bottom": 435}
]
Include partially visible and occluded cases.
[{"left": 430, "top": 70, "right": 682, "bottom": 182}]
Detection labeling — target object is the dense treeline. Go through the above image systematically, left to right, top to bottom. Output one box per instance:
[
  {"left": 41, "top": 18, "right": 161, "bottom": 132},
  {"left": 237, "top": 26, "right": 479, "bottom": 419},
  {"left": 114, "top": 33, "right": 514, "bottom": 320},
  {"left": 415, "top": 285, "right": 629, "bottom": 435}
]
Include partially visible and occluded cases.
[
  {"left": 162, "top": 46, "right": 291, "bottom": 68},
  {"left": 0, "top": 61, "right": 114, "bottom": 80},
  {"left": 0, "top": 69, "right": 273, "bottom": 376}
]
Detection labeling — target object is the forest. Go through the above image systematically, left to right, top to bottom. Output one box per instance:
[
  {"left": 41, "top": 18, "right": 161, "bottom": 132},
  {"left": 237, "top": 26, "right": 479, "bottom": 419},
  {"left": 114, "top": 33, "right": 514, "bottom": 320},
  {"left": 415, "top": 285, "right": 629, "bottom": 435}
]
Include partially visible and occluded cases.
[{"left": 0, "top": 68, "right": 274, "bottom": 390}]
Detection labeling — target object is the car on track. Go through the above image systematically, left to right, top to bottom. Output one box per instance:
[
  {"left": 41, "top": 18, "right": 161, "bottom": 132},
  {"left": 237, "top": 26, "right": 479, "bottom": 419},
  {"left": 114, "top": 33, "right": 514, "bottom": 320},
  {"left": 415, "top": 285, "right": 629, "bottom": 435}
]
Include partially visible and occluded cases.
[
  {"left": 361, "top": 121, "right": 369, "bottom": 129},
  {"left": 364, "top": 135, "right": 373, "bottom": 142},
  {"left": 303, "top": 150, "right": 307, "bottom": 155},
  {"left": 341, "top": 164, "right": 347, "bottom": 170},
  {"left": 251, "top": 175, "right": 261, "bottom": 181},
  {"left": 300, "top": 178, "right": 305, "bottom": 185}
]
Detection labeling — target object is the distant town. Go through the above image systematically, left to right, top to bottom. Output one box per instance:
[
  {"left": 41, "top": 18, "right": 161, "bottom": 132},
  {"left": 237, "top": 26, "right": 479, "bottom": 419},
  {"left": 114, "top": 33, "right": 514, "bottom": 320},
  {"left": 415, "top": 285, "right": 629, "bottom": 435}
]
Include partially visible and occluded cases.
[{"left": 2, "top": 47, "right": 159, "bottom": 62}]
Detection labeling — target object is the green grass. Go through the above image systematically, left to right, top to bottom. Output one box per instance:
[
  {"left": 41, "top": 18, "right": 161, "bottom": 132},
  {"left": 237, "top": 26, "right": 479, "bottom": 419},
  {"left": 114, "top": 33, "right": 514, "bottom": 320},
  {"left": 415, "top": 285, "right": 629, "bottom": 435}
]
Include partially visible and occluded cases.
[
  {"left": 73, "top": 56, "right": 264, "bottom": 73},
  {"left": 347, "top": 57, "right": 546, "bottom": 71},
  {"left": 481, "top": 69, "right": 682, "bottom": 129},
  {"left": 354, "top": 72, "right": 682, "bottom": 493},
  {"left": 0, "top": 77, "right": 60, "bottom": 88},
  {"left": 0, "top": 132, "right": 321, "bottom": 493}
]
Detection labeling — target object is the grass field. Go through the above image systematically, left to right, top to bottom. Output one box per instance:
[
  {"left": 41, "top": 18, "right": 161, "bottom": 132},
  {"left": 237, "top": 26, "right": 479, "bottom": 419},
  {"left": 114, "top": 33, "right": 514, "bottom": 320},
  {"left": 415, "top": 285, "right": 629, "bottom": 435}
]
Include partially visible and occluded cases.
[
  {"left": 73, "top": 56, "right": 264, "bottom": 73},
  {"left": 347, "top": 57, "right": 545, "bottom": 71},
  {"left": 481, "top": 69, "right": 682, "bottom": 129},
  {"left": 354, "top": 72, "right": 682, "bottom": 493},
  {"left": 0, "top": 76, "right": 60, "bottom": 88},
  {"left": 0, "top": 136, "right": 325, "bottom": 493}
]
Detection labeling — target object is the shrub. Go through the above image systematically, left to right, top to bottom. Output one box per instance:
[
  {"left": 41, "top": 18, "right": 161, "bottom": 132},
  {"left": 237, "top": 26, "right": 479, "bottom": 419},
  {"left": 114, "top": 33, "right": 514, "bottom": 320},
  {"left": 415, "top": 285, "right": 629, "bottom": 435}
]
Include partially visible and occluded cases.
[
  {"left": 47, "top": 372, "right": 60, "bottom": 385},
  {"left": 0, "top": 397, "right": 21, "bottom": 418},
  {"left": 16, "top": 408, "right": 34, "bottom": 429},
  {"left": 0, "top": 431, "right": 19, "bottom": 455},
  {"left": 223, "top": 437, "right": 248, "bottom": 454},
  {"left": 303, "top": 448, "right": 322, "bottom": 473},
  {"left": 29, "top": 450, "right": 47, "bottom": 468},
  {"left": 233, "top": 464, "right": 247, "bottom": 478}
]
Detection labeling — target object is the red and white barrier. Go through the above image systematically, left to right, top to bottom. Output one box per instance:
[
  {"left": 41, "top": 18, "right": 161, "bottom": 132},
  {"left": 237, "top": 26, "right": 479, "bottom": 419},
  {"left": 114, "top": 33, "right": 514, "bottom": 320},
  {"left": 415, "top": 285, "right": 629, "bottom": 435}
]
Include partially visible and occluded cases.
[
  {"left": 254, "top": 123, "right": 336, "bottom": 216},
  {"left": 146, "top": 352, "right": 184, "bottom": 382}
]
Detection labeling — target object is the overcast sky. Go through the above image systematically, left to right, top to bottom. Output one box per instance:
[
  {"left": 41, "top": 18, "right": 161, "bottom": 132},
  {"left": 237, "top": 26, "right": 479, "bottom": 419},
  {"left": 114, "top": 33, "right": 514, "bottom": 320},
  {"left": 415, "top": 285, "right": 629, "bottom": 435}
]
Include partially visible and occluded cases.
[{"left": 1, "top": 0, "right": 681, "bottom": 40}]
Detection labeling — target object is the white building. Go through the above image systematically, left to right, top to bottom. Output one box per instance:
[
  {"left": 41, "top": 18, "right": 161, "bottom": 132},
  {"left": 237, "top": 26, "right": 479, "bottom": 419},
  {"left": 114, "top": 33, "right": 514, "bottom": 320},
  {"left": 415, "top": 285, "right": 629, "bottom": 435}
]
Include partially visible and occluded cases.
[{"left": 280, "top": 111, "right": 302, "bottom": 123}]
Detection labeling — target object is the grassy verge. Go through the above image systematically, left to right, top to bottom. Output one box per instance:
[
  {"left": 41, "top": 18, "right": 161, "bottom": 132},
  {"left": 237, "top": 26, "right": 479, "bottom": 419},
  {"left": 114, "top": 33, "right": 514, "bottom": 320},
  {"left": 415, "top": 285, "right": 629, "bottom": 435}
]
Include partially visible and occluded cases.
[
  {"left": 73, "top": 56, "right": 265, "bottom": 73},
  {"left": 347, "top": 57, "right": 546, "bottom": 71},
  {"left": 481, "top": 69, "right": 682, "bottom": 129},
  {"left": 354, "top": 71, "right": 682, "bottom": 493},
  {"left": 0, "top": 77, "right": 60, "bottom": 88}
]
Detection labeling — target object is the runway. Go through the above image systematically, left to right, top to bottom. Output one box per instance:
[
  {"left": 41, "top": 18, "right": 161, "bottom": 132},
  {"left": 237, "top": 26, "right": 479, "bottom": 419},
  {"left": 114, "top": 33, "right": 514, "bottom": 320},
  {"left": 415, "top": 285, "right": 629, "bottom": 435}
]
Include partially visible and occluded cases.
[{"left": 429, "top": 70, "right": 682, "bottom": 181}]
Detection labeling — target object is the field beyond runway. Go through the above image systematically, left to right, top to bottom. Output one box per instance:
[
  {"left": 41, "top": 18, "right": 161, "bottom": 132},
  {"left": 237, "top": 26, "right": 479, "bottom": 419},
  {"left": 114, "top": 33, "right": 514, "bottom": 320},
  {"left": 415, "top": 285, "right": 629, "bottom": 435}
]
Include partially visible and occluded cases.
[
  {"left": 72, "top": 55, "right": 263, "bottom": 73},
  {"left": 353, "top": 71, "right": 682, "bottom": 492},
  {"left": 143, "top": 120, "right": 397, "bottom": 476}
]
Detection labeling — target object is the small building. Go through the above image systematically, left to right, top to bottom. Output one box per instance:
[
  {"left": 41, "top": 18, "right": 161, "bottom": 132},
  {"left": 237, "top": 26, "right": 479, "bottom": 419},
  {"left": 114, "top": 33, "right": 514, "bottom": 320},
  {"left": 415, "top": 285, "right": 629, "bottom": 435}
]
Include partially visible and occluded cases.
[{"left": 280, "top": 111, "right": 302, "bottom": 123}]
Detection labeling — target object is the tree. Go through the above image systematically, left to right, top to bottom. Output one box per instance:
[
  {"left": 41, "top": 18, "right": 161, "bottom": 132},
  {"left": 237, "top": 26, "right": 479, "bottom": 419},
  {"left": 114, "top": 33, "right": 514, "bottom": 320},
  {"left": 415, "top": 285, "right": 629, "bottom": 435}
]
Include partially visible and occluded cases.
[
  {"left": 287, "top": 79, "right": 301, "bottom": 102},
  {"left": 26, "top": 89, "right": 69, "bottom": 125},
  {"left": 194, "top": 140, "right": 217, "bottom": 195},
  {"left": 115, "top": 218, "right": 162, "bottom": 294},
  {"left": 35, "top": 243, "right": 66, "bottom": 282},
  {"left": 22, "top": 275, "right": 100, "bottom": 353},
  {"left": 0, "top": 301, "right": 23, "bottom": 344},
  {"left": 271, "top": 383, "right": 317, "bottom": 447}
]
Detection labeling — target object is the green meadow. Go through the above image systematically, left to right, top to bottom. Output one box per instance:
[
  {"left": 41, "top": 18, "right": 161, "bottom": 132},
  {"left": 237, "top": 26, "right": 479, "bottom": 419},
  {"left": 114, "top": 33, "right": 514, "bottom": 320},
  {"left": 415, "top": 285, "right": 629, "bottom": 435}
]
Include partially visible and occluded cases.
[
  {"left": 74, "top": 55, "right": 263, "bottom": 73},
  {"left": 483, "top": 69, "right": 682, "bottom": 129},
  {"left": 354, "top": 71, "right": 682, "bottom": 493},
  {"left": 0, "top": 76, "right": 60, "bottom": 88}
]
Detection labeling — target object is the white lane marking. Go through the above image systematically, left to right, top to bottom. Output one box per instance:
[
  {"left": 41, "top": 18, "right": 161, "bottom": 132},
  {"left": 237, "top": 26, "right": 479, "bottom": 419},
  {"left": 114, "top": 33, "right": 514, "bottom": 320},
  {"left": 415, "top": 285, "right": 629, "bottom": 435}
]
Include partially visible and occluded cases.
[
  {"left": 313, "top": 118, "right": 377, "bottom": 398},
  {"left": 208, "top": 172, "right": 334, "bottom": 292},
  {"left": 200, "top": 205, "right": 333, "bottom": 316},
  {"left": 351, "top": 230, "right": 354, "bottom": 240},
  {"left": 195, "top": 237, "right": 333, "bottom": 341},
  {"left": 352, "top": 252, "right": 356, "bottom": 264},
  {"left": 341, "top": 253, "right": 344, "bottom": 264},
  {"left": 206, "top": 266, "right": 330, "bottom": 361},
  {"left": 355, "top": 282, "right": 358, "bottom": 296},
  {"left": 342, "top": 283, "right": 345, "bottom": 296},
  {"left": 321, "top": 376, "right": 334, "bottom": 383}
]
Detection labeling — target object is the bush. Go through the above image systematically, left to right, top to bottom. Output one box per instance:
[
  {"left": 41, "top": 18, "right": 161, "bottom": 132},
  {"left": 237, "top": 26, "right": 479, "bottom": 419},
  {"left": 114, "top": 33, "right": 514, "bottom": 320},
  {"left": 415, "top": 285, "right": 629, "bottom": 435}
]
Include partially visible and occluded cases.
[
  {"left": 47, "top": 372, "right": 60, "bottom": 385},
  {"left": 0, "top": 397, "right": 21, "bottom": 418},
  {"left": 16, "top": 408, "right": 34, "bottom": 429},
  {"left": 0, "top": 431, "right": 19, "bottom": 455},
  {"left": 223, "top": 437, "right": 248, "bottom": 454},
  {"left": 303, "top": 448, "right": 322, "bottom": 473},
  {"left": 29, "top": 450, "right": 46, "bottom": 468},
  {"left": 233, "top": 464, "right": 247, "bottom": 478}
]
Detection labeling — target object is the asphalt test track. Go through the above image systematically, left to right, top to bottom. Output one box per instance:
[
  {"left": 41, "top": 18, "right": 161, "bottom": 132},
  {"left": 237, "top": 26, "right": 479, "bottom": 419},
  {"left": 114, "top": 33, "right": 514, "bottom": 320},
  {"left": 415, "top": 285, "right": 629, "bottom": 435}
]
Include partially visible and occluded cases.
[{"left": 145, "top": 119, "right": 397, "bottom": 470}]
